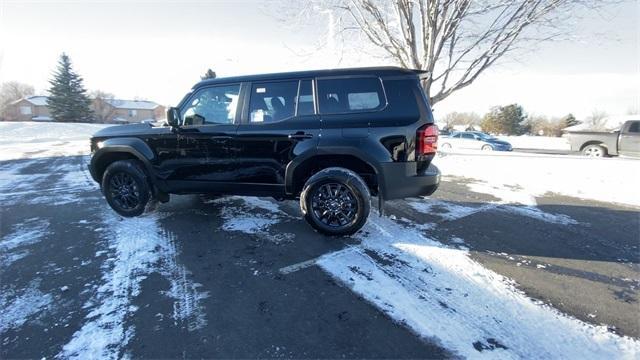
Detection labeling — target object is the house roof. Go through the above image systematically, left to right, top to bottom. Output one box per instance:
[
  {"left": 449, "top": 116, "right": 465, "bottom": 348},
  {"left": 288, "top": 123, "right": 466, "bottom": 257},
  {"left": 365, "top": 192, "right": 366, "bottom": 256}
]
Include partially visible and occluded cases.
[
  {"left": 11, "top": 95, "right": 48, "bottom": 106},
  {"left": 105, "top": 99, "right": 160, "bottom": 110}
]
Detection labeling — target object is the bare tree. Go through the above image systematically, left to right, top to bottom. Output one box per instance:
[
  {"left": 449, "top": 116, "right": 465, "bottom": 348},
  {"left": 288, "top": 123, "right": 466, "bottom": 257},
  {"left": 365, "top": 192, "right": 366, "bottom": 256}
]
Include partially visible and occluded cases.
[
  {"left": 281, "top": 0, "right": 604, "bottom": 106},
  {"left": 0, "top": 81, "right": 35, "bottom": 119},
  {"left": 91, "top": 90, "right": 116, "bottom": 123},
  {"left": 583, "top": 109, "right": 608, "bottom": 131}
]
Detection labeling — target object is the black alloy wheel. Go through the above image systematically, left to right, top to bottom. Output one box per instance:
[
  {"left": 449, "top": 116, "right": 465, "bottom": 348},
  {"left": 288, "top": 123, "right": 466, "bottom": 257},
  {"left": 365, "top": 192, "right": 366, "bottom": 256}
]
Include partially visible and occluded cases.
[
  {"left": 102, "top": 159, "right": 151, "bottom": 217},
  {"left": 108, "top": 172, "right": 141, "bottom": 210},
  {"left": 310, "top": 182, "right": 358, "bottom": 228}
]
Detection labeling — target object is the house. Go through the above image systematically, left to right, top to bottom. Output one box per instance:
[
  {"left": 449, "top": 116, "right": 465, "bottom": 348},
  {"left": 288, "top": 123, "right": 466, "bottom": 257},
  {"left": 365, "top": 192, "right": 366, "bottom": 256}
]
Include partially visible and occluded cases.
[
  {"left": 3, "top": 96, "right": 165, "bottom": 123},
  {"left": 5, "top": 96, "right": 52, "bottom": 121},
  {"left": 96, "top": 99, "right": 166, "bottom": 124}
]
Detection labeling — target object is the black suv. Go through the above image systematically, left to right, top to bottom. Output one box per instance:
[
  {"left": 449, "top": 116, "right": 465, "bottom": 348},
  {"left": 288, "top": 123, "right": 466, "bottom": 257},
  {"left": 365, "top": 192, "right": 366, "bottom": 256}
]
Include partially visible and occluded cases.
[{"left": 89, "top": 67, "right": 440, "bottom": 235}]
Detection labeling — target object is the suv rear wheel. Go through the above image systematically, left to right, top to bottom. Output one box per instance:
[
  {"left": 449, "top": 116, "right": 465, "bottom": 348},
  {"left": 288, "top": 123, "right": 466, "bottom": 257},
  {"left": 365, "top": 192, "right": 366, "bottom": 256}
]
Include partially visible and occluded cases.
[
  {"left": 102, "top": 160, "right": 151, "bottom": 217},
  {"left": 300, "top": 167, "right": 370, "bottom": 236}
]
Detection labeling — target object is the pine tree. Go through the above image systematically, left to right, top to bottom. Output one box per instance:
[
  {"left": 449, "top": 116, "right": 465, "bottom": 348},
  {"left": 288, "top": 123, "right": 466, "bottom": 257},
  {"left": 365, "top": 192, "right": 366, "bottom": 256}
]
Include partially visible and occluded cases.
[
  {"left": 48, "top": 53, "right": 93, "bottom": 122},
  {"left": 201, "top": 69, "right": 216, "bottom": 80},
  {"left": 561, "top": 113, "right": 579, "bottom": 128}
]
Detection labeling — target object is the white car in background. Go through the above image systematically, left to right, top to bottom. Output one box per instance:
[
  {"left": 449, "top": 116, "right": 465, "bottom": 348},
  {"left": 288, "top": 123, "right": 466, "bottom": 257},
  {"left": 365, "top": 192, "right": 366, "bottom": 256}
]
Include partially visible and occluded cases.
[{"left": 440, "top": 131, "right": 513, "bottom": 152}]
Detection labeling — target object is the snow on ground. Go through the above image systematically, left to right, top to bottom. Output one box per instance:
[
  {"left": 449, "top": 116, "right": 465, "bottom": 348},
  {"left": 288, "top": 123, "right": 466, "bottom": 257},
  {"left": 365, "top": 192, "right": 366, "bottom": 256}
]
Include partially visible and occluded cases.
[
  {"left": 0, "top": 121, "right": 111, "bottom": 161},
  {"left": 2, "top": 122, "right": 638, "bottom": 358},
  {"left": 0, "top": 123, "right": 208, "bottom": 358},
  {"left": 496, "top": 135, "right": 570, "bottom": 150},
  {"left": 433, "top": 152, "right": 640, "bottom": 207},
  {"left": 57, "top": 165, "right": 209, "bottom": 359},
  {"left": 60, "top": 211, "right": 210, "bottom": 359},
  {"left": 318, "top": 213, "right": 640, "bottom": 359},
  {"left": 0, "top": 218, "right": 50, "bottom": 267},
  {"left": 0, "top": 280, "right": 53, "bottom": 334}
]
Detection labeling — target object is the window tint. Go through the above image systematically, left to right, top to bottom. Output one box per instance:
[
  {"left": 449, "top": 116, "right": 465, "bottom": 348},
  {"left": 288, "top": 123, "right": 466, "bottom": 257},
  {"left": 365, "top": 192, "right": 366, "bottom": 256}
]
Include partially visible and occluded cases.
[
  {"left": 317, "top": 77, "right": 385, "bottom": 114},
  {"left": 296, "top": 80, "right": 314, "bottom": 116},
  {"left": 249, "top": 81, "right": 297, "bottom": 123},
  {"left": 181, "top": 84, "right": 240, "bottom": 125},
  {"left": 628, "top": 121, "right": 640, "bottom": 133},
  {"left": 461, "top": 133, "right": 475, "bottom": 139}
]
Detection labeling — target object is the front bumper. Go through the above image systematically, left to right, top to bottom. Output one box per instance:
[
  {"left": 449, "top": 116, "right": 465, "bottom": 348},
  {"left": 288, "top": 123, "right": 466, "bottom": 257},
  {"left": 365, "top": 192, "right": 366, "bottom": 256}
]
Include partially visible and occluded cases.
[{"left": 379, "top": 161, "right": 440, "bottom": 200}]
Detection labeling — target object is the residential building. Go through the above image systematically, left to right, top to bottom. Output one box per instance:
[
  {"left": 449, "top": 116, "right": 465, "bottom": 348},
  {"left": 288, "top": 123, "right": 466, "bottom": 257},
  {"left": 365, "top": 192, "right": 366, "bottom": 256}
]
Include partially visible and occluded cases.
[
  {"left": 2, "top": 96, "right": 165, "bottom": 123},
  {"left": 5, "top": 96, "right": 52, "bottom": 121},
  {"left": 96, "top": 99, "right": 166, "bottom": 124}
]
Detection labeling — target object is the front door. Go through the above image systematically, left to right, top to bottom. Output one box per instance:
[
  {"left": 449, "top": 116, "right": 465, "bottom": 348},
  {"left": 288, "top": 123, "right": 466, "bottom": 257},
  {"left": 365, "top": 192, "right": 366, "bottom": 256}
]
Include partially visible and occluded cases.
[
  {"left": 234, "top": 79, "right": 320, "bottom": 193},
  {"left": 164, "top": 83, "right": 242, "bottom": 188},
  {"left": 619, "top": 121, "right": 640, "bottom": 157}
]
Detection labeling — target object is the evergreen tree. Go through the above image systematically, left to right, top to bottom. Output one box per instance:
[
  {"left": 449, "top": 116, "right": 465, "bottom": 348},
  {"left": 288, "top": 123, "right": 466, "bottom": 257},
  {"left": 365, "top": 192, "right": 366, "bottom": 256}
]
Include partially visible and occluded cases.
[
  {"left": 48, "top": 53, "right": 93, "bottom": 122},
  {"left": 480, "top": 104, "right": 527, "bottom": 135},
  {"left": 561, "top": 113, "right": 579, "bottom": 128}
]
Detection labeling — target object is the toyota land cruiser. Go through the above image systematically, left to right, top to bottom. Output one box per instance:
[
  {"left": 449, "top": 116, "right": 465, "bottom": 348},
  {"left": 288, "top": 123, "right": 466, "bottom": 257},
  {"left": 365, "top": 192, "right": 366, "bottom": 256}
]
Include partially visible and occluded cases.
[{"left": 89, "top": 67, "right": 440, "bottom": 235}]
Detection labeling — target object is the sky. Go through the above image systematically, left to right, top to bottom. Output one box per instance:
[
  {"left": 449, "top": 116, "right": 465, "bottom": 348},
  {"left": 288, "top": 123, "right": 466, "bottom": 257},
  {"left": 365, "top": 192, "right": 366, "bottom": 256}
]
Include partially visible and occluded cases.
[{"left": 0, "top": 0, "right": 638, "bottom": 120}]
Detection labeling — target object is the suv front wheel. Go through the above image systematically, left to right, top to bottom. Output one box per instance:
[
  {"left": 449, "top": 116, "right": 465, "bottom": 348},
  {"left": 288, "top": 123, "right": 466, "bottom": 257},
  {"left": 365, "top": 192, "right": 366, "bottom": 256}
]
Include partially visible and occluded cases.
[
  {"left": 102, "top": 160, "right": 151, "bottom": 217},
  {"left": 300, "top": 167, "right": 371, "bottom": 236}
]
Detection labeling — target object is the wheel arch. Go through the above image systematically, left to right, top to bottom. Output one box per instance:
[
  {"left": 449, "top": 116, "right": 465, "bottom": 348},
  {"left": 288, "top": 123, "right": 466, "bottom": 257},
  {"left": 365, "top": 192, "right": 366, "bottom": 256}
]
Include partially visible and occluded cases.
[
  {"left": 90, "top": 138, "right": 157, "bottom": 189},
  {"left": 580, "top": 140, "right": 607, "bottom": 152},
  {"left": 285, "top": 151, "right": 381, "bottom": 197}
]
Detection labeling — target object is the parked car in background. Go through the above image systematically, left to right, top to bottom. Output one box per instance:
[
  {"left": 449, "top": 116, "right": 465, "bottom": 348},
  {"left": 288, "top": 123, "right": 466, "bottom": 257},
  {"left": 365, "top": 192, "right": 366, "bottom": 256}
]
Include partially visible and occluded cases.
[
  {"left": 565, "top": 120, "right": 640, "bottom": 157},
  {"left": 440, "top": 131, "right": 513, "bottom": 152}
]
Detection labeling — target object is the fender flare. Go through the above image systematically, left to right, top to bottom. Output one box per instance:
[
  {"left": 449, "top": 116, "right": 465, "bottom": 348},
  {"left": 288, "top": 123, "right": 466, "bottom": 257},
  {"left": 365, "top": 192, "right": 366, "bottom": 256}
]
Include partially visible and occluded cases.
[
  {"left": 90, "top": 137, "right": 159, "bottom": 189},
  {"left": 284, "top": 147, "right": 384, "bottom": 196}
]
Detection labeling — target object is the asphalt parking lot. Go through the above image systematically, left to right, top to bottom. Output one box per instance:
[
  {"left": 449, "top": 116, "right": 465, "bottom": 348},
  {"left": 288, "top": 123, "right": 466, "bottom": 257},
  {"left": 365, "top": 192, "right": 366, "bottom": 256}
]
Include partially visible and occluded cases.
[{"left": 1, "top": 137, "right": 639, "bottom": 358}]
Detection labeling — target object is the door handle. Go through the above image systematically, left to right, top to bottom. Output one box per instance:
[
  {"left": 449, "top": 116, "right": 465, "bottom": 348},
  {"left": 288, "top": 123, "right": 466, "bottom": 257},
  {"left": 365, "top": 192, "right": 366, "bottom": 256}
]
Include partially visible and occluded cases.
[{"left": 288, "top": 132, "right": 313, "bottom": 140}]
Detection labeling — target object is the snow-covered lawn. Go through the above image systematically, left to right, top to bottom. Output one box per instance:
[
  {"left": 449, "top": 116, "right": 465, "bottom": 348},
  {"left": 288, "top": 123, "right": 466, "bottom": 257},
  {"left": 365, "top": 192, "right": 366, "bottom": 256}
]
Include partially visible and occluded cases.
[
  {"left": 0, "top": 121, "right": 112, "bottom": 161},
  {"left": 497, "top": 135, "right": 570, "bottom": 150},
  {"left": 433, "top": 152, "right": 640, "bottom": 207}
]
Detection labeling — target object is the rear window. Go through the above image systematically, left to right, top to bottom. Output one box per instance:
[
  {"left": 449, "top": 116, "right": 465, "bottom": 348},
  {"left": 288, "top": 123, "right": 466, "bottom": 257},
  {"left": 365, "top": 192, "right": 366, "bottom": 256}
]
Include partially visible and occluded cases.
[{"left": 317, "top": 77, "right": 385, "bottom": 114}]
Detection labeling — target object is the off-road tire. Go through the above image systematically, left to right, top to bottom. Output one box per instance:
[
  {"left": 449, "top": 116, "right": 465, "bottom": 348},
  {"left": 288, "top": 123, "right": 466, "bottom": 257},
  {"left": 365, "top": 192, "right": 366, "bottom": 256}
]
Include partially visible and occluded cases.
[
  {"left": 102, "top": 160, "right": 151, "bottom": 217},
  {"left": 300, "top": 167, "right": 371, "bottom": 236}
]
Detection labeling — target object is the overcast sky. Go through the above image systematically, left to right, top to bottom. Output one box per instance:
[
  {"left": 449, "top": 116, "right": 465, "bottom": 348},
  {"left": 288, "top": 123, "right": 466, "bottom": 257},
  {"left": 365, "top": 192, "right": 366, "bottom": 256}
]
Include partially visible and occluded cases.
[{"left": 0, "top": 0, "right": 637, "bottom": 119}]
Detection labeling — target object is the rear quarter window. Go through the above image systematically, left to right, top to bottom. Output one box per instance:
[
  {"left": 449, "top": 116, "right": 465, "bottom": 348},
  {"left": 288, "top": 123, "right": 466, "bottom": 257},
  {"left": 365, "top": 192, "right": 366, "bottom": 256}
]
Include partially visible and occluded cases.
[{"left": 317, "top": 77, "right": 386, "bottom": 114}]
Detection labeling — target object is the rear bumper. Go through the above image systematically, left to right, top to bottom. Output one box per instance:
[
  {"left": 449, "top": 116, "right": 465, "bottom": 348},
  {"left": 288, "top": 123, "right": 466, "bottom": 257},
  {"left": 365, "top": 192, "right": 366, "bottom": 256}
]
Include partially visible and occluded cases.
[{"left": 379, "top": 161, "right": 440, "bottom": 200}]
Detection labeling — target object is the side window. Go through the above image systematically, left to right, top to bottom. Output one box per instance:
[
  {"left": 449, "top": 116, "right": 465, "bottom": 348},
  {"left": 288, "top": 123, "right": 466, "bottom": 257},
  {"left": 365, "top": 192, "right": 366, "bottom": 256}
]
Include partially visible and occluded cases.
[
  {"left": 317, "top": 77, "right": 385, "bottom": 114},
  {"left": 296, "top": 80, "right": 315, "bottom": 116},
  {"left": 249, "top": 81, "right": 298, "bottom": 123},
  {"left": 181, "top": 84, "right": 240, "bottom": 125},
  {"left": 628, "top": 121, "right": 640, "bottom": 133},
  {"left": 462, "top": 133, "right": 474, "bottom": 139}
]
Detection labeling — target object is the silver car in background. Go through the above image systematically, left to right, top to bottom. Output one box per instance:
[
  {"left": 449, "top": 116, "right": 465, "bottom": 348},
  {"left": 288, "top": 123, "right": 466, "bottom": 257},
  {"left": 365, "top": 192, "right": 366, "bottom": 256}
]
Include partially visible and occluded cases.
[{"left": 440, "top": 131, "right": 513, "bottom": 152}]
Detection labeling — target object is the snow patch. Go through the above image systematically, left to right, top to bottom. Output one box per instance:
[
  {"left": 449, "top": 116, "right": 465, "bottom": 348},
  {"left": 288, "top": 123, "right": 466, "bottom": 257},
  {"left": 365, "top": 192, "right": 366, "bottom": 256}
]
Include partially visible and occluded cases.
[
  {"left": 434, "top": 152, "right": 640, "bottom": 207},
  {"left": 217, "top": 196, "right": 293, "bottom": 244},
  {"left": 408, "top": 199, "right": 495, "bottom": 221},
  {"left": 59, "top": 212, "right": 209, "bottom": 359},
  {"left": 318, "top": 214, "right": 639, "bottom": 358},
  {"left": 0, "top": 218, "right": 49, "bottom": 267},
  {"left": 0, "top": 280, "right": 53, "bottom": 333}
]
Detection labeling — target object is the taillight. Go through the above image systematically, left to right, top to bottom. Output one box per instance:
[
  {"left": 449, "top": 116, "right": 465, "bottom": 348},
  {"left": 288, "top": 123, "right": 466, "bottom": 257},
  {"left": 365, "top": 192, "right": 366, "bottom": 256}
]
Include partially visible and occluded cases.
[{"left": 417, "top": 124, "right": 438, "bottom": 156}]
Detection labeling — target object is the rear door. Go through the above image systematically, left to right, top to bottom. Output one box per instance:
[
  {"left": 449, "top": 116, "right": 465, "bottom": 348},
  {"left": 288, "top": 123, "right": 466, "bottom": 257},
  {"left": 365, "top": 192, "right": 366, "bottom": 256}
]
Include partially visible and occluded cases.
[{"left": 234, "top": 79, "right": 320, "bottom": 191}]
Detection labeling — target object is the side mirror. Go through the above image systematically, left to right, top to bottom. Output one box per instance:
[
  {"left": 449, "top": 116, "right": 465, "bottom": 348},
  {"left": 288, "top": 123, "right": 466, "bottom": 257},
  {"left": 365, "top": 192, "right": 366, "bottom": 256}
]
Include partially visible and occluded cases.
[{"left": 167, "top": 107, "right": 180, "bottom": 128}]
